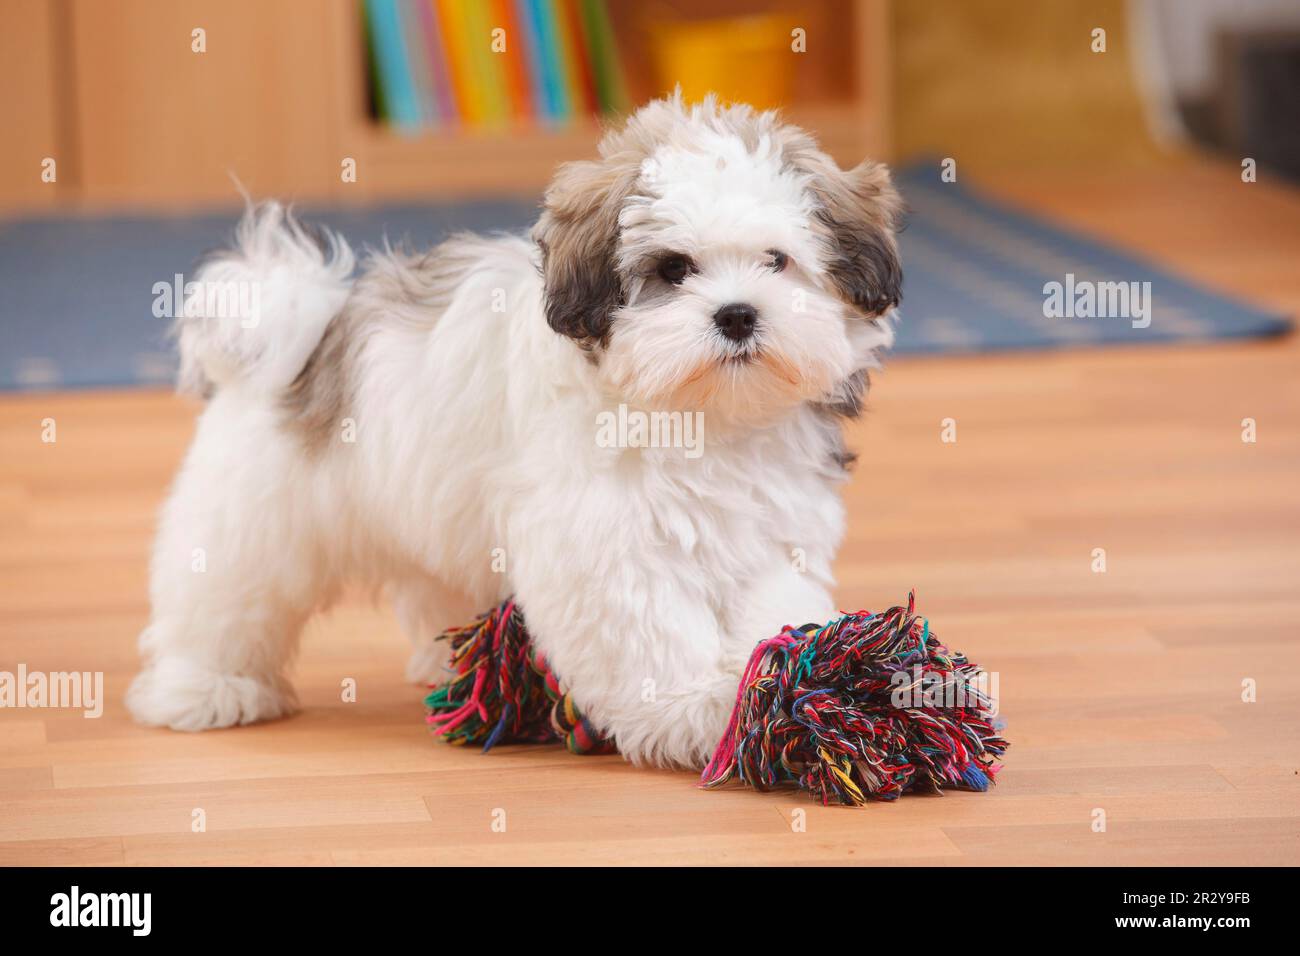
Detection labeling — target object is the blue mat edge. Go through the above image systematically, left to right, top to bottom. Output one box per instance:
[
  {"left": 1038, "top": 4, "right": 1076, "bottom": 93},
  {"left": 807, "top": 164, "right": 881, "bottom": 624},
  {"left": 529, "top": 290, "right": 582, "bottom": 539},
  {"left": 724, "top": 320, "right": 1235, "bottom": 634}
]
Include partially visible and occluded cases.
[{"left": 1, "top": 165, "right": 1291, "bottom": 393}]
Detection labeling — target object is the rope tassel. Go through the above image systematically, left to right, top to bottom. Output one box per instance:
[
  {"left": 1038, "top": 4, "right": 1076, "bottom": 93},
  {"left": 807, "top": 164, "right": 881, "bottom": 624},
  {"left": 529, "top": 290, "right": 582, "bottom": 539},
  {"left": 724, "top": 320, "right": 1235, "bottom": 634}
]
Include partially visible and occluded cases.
[
  {"left": 702, "top": 593, "right": 1008, "bottom": 804},
  {"left": 424, "top": 601, "right": 615, "bottom": 755}
]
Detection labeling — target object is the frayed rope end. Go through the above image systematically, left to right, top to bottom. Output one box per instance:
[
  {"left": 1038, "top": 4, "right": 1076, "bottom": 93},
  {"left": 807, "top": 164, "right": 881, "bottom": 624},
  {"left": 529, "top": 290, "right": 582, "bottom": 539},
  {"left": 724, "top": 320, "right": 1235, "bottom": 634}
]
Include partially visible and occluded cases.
[{"left": 700, "top": 593, "right": 1008, "bottom": 805}]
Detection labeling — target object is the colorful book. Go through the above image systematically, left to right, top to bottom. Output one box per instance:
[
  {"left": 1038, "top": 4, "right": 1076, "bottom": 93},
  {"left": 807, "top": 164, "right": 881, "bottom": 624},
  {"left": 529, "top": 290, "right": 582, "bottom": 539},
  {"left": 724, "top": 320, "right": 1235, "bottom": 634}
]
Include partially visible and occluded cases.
[
  {"left": 364, "top": 0, "right": 424, "bottom": 131},
  {"left": 367, "top": 0, "right": 626, "bottom": 131},
  {"left": 400, "top": 0, "right": 438, "bottom": 124},
  {"left": 419, "top": 0, "right": 459, "bottom": 123},
  {"left": 436, "top": 0, "right": 482, "bottom": 125},
  {"left": 462, "top": 0, "right": 510, "bottom": 126},
  {"left": 494, "top": 0, "right": 533, "bottom": 123},
  {"left": 506, "top": 0, "right": 543, "bottom": 122},
  {"left": 513, "top": 0, "right": 551, "bottom": 121},
  {"left": 530, "top": 0, "right": 571, "bottom": 121},
  {"left": 546, "top": 0, "right": 584, "bottom": 121},
  {"left": 560, "top": 0, "right": 598, "bottom": 116},
  {"left": 580, "top": 0, "right": 628, "bottom": 114},
  {"left": 361, "top": 2, "right": 388, "bottom": 121}
]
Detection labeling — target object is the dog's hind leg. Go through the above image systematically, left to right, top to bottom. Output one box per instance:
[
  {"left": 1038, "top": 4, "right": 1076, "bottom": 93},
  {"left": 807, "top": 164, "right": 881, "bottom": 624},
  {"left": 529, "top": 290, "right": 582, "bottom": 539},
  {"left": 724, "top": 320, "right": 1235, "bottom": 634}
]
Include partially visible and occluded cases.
[{"left": 126, "top": 398, "right": 326, "bottom": 731}]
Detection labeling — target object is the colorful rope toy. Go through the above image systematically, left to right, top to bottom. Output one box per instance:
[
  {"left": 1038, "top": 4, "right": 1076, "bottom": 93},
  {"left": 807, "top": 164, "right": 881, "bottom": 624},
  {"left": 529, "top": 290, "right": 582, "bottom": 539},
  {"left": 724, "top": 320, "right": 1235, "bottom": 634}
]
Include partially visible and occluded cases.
[
  {"left": 425, "top": 593, "right": 1008, "bottom": 804},
  {"left": 424, "top": 601, "right": 614, "bottom": 755}
]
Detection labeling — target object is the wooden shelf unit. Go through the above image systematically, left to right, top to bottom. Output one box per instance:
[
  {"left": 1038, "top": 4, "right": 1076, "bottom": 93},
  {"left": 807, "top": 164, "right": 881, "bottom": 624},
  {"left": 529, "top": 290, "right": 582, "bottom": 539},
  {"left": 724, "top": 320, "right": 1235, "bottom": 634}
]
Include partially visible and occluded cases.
[
  {"left": 1, "top": 0, "right": 890, "bottom": 212},
  {"left": 334, "top": 0, "right": 890, "bottom": 202}
]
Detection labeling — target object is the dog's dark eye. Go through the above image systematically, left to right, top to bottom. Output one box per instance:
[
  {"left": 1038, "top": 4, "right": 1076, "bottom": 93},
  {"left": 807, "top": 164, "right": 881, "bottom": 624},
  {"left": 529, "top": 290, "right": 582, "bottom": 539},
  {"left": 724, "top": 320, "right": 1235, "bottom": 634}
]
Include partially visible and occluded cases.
[
  {"left": 767, "top": 250, "right": 789, "bottom": 273},
  {"left": 658, "top": 255, "right": 692, "bottom": 285}
]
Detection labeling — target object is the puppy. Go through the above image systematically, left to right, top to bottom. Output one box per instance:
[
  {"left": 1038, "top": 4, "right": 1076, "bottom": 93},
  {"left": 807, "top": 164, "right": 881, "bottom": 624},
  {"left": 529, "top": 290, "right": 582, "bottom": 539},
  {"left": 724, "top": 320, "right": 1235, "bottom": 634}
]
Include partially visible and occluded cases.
[{"left": 127, "top": 94, "right": 903, "bottom": 767}]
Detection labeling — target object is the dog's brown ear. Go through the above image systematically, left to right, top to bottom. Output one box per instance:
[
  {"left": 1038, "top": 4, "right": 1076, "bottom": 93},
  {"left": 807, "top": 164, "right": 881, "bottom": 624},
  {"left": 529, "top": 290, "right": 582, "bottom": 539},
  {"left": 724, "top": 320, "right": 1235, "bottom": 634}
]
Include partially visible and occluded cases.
[
  {"left": 790, "top": 146, "right": 904, "bottom": 316},
  {"left": 533, "top": 157, "right": 638, "bottom": 343},
  {"left": 817, "top": 159, "right": 904, "bottom": 315}
]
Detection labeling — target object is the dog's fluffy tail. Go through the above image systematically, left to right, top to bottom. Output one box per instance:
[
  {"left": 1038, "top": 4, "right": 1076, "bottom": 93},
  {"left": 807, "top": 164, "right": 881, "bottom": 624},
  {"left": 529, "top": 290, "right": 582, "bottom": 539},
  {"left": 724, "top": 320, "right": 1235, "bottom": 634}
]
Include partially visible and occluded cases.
[{"left": 175, "top": 201, "right": 354, "bottom": 396}]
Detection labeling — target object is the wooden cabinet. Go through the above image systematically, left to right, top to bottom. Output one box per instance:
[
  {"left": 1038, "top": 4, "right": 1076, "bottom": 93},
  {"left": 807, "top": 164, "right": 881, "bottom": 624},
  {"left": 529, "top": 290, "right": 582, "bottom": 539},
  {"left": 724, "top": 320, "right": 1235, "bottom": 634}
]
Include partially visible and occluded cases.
[{"left": 0, "top": 0, "right": 890, "bottom": 212}]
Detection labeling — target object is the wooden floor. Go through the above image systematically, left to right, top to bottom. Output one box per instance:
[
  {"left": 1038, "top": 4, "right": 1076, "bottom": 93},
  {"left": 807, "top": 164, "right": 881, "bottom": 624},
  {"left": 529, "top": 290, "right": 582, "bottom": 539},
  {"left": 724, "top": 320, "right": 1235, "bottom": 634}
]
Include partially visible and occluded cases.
[{"left": 1, "top": 160, "right": 1298, "bottom": 865}]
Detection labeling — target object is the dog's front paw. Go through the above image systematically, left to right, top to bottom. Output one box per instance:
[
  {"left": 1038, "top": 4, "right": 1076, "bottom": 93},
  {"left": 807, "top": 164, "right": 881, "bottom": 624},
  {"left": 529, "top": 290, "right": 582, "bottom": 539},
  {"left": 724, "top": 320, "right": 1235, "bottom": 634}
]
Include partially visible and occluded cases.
[
  {"left": 126, "top": 659, "right": 297, "bottom": 731},
  {"left": 608, "top": 673, "right": 738, "bottom": 770}
]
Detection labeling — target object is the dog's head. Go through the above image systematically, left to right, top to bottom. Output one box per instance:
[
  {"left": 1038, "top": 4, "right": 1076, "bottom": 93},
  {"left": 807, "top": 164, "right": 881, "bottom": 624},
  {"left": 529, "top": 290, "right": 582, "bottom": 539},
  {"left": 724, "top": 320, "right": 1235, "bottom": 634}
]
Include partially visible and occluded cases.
[{"left": 534, "top": 94, "right": 902, "bottom": 423}]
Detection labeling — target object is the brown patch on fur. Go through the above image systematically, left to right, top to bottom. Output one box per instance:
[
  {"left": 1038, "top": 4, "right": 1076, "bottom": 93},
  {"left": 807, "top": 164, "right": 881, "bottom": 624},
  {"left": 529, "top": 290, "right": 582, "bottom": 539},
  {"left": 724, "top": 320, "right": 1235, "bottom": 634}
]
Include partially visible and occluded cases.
[
  {"left": 771, "top": 123, "right": 899, "bottom": 441},
  {"left": 778, "top": 131, "right": 905, "bottom": 317},
  {"left": 532, "top": 152, "right": 642, "bottom": 344},
  {"left": 282, "top": 238, "right": 487, "bottom": 451},
  {"left": 282, "top": 306, "right": 358, "bottom": 452},
  {"left": 760, "top": 351, "right": 803, "bottom": 388},
  {"left": 678, "top": 358, "right": 715, "bottom": 391},
  {"left": 815, "top": 367, "right": 871, "bottom": 420},
  {"left": 829, "top": 432, "right": 859, "bottom": 471}
]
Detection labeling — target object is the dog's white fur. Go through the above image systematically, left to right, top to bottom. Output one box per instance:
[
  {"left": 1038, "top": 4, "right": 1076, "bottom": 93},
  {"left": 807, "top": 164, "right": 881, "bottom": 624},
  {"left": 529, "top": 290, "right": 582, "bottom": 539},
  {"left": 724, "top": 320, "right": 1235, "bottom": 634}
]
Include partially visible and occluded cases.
[{"left": 127, "top": 96, "right": 902, "bottom": 767}]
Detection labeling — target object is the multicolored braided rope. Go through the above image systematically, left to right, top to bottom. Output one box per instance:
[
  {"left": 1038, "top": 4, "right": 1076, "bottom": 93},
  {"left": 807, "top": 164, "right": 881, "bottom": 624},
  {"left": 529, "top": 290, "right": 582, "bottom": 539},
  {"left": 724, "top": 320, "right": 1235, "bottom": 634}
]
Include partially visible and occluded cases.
[
  {"left": 702, "top": 593, "right": 1008, "bottom": 804},
  {"left": 425, "top": 594, "right": 1007, "bottom": 804},
  {"left": 424, "top": 601, "right": 614, "bottom": 755}
]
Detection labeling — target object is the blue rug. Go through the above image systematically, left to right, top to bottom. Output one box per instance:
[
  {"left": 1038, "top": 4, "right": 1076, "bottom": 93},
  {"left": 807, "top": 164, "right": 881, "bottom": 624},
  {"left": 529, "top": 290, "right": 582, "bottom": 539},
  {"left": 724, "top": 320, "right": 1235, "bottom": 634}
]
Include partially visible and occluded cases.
[
  {"left": 892, "top": 165, "right": 1289, "bottom": 354},
  {"left": 0, "top": 166, "right": 1289, "bottom": 391}
]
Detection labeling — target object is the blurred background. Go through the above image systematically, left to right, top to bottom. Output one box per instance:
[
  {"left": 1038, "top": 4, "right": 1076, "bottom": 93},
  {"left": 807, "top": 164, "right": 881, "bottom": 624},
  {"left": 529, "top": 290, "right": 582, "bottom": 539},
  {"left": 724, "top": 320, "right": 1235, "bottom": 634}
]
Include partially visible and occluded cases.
[
  {"left": 0, "top": 0, "right": 1297, "bottom": 388},
  {"left": 3, "top": 0, "right": 1299, "bottom": 209}
]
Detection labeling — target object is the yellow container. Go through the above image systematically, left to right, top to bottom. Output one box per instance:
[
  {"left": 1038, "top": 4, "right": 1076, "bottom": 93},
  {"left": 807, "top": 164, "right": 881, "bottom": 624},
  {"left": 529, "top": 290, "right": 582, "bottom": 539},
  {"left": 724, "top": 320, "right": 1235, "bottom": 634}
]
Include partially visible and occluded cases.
[{"left": 649, "top": 15, "right": 794, "bottom": 111}]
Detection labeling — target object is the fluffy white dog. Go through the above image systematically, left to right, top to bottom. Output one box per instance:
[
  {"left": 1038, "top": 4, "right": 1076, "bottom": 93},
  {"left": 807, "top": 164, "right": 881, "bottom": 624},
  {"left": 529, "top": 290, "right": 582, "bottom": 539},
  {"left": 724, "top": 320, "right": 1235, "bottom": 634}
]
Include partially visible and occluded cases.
[{"left": 127, "top": 95, "right": 903, "bottom": 767}]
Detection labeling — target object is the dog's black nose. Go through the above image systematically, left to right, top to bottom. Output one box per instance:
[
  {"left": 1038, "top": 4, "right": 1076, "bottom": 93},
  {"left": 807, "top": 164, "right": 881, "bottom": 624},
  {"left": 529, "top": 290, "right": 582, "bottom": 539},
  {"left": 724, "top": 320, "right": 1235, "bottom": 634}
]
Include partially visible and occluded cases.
[{"left": 713, "top": 303, "right": 758, "bottom": 342}]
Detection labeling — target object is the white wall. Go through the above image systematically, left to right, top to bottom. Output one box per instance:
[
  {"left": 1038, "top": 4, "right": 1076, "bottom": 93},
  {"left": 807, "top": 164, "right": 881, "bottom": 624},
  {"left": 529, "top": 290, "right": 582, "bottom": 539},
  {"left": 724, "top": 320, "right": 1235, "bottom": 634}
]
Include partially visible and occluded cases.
[{"left": 1150, "top": 0, "right": 1300, "bottom": 98}]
